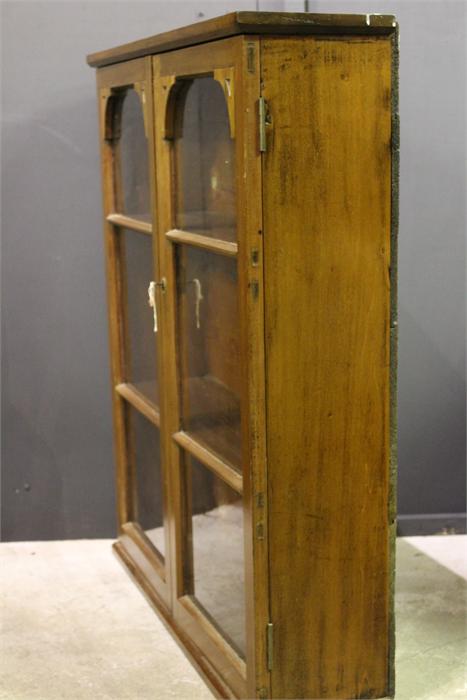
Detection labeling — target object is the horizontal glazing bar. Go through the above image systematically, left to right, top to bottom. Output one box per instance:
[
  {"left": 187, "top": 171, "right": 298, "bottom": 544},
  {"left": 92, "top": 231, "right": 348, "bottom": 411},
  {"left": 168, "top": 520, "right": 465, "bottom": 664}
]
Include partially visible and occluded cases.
[
  {"left": 107, "top": 213, "right": 153, "bottom": 235},
  {"left": 165, "top": 229, "right": 238, "bottom": 257},
  {"left": 115, "top": 382, "right": 160, "bottom": 426},
  {"left": 173, "top": 430, "right": 243, "bottom": 494},
  {"left": 122, "top": 521, "right": 165, "bottom": 575},
  {"left": 178, "top": 594, "right": 247, "bottom": 676}
]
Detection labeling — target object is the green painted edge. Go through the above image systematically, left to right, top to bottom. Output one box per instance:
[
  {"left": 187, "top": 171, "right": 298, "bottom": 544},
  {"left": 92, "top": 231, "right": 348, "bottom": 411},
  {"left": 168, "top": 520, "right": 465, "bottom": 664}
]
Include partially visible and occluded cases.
[{"left": 388, "top": 25, "right": 400, "bottom": 700}]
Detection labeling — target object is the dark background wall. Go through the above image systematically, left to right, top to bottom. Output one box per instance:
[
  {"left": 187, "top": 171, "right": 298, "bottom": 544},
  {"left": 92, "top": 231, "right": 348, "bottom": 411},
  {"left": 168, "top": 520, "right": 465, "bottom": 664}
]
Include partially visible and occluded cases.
[{"left": 1, "top": 0, "right": 465, "bottom": 541}]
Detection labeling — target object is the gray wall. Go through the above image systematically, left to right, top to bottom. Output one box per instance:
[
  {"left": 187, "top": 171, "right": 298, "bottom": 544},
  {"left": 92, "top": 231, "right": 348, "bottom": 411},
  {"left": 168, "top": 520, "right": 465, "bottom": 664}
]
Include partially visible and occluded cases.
[{"left": 1, "top": 1, "right": 465, "bottom": 541}]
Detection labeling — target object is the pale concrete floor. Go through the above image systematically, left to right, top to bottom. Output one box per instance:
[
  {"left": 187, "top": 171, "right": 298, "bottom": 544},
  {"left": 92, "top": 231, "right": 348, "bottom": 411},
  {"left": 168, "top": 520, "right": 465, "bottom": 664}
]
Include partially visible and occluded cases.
[{"left": 0, "top": 536, "right": 466, "bottom": 700}]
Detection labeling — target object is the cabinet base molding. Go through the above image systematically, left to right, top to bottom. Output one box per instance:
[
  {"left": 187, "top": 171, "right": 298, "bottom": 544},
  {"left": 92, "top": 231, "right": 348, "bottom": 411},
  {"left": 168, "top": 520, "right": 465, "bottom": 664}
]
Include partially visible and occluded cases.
[{"left": 113, "top": 538, "right": 236, "bottom": 699}]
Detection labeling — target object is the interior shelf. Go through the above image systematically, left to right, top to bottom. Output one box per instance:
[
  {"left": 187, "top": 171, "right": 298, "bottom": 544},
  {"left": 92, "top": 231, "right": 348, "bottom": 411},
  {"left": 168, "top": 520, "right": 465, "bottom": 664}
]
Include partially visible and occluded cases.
[{"left": 182, "top": 375, "right": 242, "bottom": 471}]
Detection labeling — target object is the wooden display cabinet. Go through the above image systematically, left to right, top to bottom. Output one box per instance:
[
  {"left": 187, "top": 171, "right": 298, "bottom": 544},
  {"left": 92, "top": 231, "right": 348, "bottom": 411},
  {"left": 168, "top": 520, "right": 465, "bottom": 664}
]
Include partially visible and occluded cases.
[{"left": 87, "top": 12, "right": 398, "bottom": 700}]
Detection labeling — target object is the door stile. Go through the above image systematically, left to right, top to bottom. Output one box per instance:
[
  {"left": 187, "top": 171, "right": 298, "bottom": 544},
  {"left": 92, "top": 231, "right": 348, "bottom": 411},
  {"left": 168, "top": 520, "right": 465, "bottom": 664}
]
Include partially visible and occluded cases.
[
  {"left": 235, "top": 37, "right": 271, "bottom": 700},
  {"left": 144, "top": 55, "right": 173, "bottom": 588},
  {"left": 152, "top": 56, "right": 186, "bottom": 613},
  {"left": 96, "top": 81, "right": 132, "bottom": 530}
]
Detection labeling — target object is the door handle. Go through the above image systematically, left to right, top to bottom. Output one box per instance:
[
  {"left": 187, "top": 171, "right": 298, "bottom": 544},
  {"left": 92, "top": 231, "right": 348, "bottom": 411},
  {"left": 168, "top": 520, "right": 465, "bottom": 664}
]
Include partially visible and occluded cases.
[
  {"left": 148, "top": 279, "right": 166, "bottom": 333},
  {"left": 147, "top": 281, "right": 158, "bottom": 332}
]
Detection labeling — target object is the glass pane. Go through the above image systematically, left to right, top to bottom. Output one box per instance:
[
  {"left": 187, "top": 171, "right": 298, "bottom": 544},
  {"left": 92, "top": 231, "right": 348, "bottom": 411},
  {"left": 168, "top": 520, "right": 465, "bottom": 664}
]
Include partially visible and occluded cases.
[
  {"left": 174, "top": 77, "right": 236, "bottom": 242},
  {"left": 119, "top": 88, "right": 150, "bottom": 221},
  {"left": 122, "top": 228, "right": 159, "bottom": 406},
  {"left": 176, "top": 246, "right": 242, "bottom": 471},
  {"left": 131, "top": 408, "right": 165, "bottom": 557},
  {"left": 187, "top": 455, "right": 245, "bottom": 656}
]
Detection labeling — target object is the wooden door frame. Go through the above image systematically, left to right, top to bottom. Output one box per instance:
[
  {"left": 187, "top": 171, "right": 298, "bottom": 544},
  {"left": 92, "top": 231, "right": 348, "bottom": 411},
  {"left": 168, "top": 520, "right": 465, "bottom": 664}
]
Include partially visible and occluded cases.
[
  {"left": 152, "top": 36, "right": 270, "bottom": 699},
  {"left": 96, "top": 56, "right": 172, "bottom": 611}
]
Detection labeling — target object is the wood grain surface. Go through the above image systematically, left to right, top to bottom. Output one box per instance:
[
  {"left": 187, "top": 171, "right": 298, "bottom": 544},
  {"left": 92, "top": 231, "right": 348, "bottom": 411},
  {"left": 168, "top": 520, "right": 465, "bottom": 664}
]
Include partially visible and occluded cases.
[{"left": 262, "top": 36, "right": 393, "bottom": 699}]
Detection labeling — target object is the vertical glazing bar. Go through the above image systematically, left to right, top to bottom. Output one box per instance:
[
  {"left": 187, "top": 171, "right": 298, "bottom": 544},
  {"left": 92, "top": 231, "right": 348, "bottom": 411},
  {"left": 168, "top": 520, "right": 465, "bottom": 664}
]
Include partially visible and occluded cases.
[
  {"left": 236, "top": 37, "right": 271, "bottom": 698},
  {"left": 96, "top": 83, "right": 133, "bottom": 528}
]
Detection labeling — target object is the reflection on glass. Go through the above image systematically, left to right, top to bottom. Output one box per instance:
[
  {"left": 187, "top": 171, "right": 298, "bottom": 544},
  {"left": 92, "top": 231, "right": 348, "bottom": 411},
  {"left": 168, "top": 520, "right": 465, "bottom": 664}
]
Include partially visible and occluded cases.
[
  {"left": 174, "top": 77, "right": 236, "bottom": 241},
  {"left": 119, "top": 88, "right": 150, "bottom": 221},
  {"left": 122, "top": 229, "right": 158, "bottom": 406},
  {"left": 176, "top": 246, "right": 242, "bottom": 470},
  {"left": 131, "top": 408, "right": 165, "bottom": 557},
  {"left": 187, "top": 455, "right": 245, "bottom": 655}
]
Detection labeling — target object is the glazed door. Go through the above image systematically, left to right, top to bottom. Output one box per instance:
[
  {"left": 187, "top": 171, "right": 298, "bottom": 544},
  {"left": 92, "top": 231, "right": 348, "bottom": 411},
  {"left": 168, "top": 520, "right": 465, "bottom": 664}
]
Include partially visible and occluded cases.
[
  {"left": 153, "top": 38, "right": 269, "bottom": 698},
  {"left": 97, "top": 58, "right": 170, "bottom": 606}
]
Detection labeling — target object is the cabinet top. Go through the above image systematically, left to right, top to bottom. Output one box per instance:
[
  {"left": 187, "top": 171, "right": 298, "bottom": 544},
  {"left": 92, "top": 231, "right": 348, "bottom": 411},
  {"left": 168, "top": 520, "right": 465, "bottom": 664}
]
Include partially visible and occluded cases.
[{"left": 86, "top": 11, "right": 397, "bottom": 68}]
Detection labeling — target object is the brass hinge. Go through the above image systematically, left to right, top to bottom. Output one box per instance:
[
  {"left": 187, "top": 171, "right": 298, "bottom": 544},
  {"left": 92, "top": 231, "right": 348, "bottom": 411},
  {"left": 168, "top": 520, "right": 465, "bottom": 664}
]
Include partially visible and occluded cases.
[
  {"left": 258, "top": 97, "right": 271, "bottom": 153},
  {"left": 267, "top": 622, "right": 274, "bottom": 671}
]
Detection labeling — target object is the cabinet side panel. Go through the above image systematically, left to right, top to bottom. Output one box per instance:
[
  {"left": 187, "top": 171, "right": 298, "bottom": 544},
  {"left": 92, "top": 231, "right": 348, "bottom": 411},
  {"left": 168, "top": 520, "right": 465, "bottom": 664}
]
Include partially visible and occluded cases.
[{"left": 262, "top": 37, "right": 393, "bottom": 699}]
